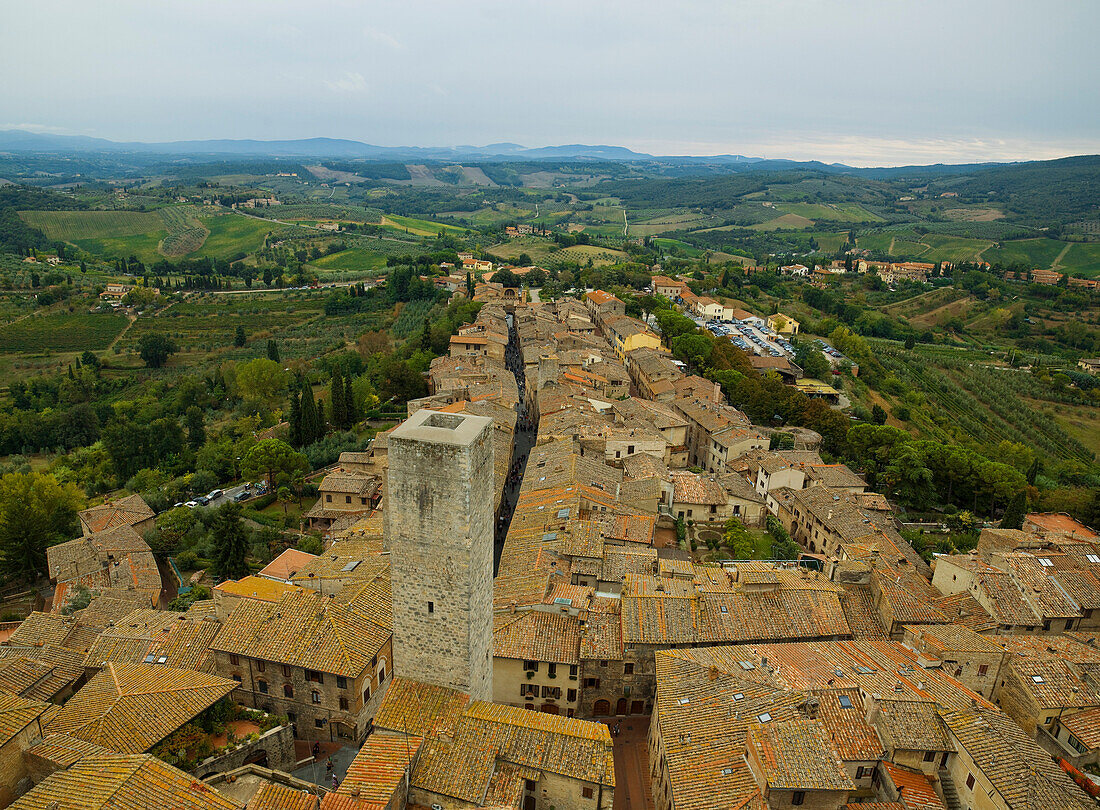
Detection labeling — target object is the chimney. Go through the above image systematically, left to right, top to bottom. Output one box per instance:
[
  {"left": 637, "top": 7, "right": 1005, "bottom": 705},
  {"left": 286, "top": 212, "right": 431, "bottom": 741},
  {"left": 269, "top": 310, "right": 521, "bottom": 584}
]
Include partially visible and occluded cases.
[{"left": 709, "top": 666, "right": 719, "bottom": 681}]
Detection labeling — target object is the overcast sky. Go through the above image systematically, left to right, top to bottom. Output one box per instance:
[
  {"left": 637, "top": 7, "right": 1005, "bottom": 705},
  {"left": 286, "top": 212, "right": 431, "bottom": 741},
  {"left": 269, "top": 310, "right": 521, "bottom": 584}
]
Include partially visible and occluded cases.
[{"left": 3, "top": 0, "right": 1097, "bottom": 166}]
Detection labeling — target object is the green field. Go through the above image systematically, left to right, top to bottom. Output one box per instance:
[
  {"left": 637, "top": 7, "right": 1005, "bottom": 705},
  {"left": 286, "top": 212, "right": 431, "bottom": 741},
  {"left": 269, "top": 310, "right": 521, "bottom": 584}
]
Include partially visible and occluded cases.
[
  {"left": 775, "top": 202, "right": 884, "bottom": 223},
  {"left": 18, "top": 210, "right": 163, "bottom": 240},
  {"left": 192, "top": 213, "right": 273, "bottom": 260},
  {"left": 379, "top": 214, "right": 467, "bottom": 237},
  {"left": 71, "top": 232, "right": 167, "bottom": 264},
  {"left": 918, "top": 234, "right": 994, "bottom": 263},
  {"left": 982, "top": 238, "right": 1067, "bottom": 269},
  {"left": 1059, "top": 242, "right": 1100, "bottom": 276},
  {"left": 307, "top": 248, "right": 387, "bottom": 273},
  {"left": 0, "top": 313, "right": 128, "bottom": 352}
]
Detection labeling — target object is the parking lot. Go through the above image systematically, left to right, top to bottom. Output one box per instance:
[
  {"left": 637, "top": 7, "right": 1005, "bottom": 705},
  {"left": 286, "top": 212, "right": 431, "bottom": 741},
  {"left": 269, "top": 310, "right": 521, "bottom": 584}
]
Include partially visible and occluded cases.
[{"left": 703, "top": 318, "right": 794, "bottom": 358}]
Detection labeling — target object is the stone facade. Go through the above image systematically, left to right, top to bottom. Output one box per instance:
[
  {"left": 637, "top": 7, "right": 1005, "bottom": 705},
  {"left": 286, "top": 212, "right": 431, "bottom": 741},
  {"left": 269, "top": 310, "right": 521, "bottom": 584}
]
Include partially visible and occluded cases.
[
  {"left": 386, "top": 410, "right": 495, "bottom": 703},
  {"left": 211, "top": 639, "right": 391, "bottom": 744}
]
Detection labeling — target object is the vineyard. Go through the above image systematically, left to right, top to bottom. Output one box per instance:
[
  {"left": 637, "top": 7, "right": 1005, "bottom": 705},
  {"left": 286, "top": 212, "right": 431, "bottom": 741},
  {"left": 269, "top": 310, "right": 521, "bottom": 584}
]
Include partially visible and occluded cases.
[
  {"left": 275, "top": 203, "right": 383, "bottom": 224},
  {"left": 158, "top": 206, "right": 209, "bottom": 257},
  {"left": 18, "top": 210, "right": 163, "bottom": 240},
  {"left": 0, "top": 313, "right": 128, "bottom": 352},
  {"left": 875, "top": 346, "right": 1094, "bottom": 462}
]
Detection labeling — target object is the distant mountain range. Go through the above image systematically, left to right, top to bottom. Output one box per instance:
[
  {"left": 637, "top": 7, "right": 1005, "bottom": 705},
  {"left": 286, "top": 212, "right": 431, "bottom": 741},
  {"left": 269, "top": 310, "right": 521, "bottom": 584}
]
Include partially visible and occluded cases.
[{"left": 0, "top": 129, "right": 769, "bottom": 163}]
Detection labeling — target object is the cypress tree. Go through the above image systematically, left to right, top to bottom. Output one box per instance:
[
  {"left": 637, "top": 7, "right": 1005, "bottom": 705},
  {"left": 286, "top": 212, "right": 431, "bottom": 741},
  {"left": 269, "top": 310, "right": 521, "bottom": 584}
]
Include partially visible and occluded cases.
[
  {"left": 267, "top": 339, "right": 280, "bottom": 363},
  {"left": 330, "top": 372, "right": 347, "bottom": 429},
  {"left": 344, "top": 375, "right": 357, "bottom": 426},
  {"left": 300, "top": 383, "right": 318, "bottom": 445},
  {"left": 289, "top": 389, "right": 303, "bottom": 447},
  {"left": 314, "top": 395, "right": 326, "bottom": 438},
  {"left": 1001, "top": 491, "right": 1027, "bottom": 531}
]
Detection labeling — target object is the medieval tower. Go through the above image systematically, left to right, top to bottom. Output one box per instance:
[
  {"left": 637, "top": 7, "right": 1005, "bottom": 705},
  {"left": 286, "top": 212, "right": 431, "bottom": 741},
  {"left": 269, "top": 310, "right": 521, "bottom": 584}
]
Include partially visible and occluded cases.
[{"left": 385, "top": 409, "right": 494, "bottom": 702}]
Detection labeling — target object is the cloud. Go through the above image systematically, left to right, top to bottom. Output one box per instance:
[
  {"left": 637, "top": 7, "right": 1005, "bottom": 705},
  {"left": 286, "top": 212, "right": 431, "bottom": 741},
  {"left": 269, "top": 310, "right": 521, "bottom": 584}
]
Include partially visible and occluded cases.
[
  {"left": 363, "top": 26, "right": 402, "bottom": 50},
  {"left": 324, "top": 72, "right": 368, "bottom": 94},
  {"left": 0, "top": 122, "right": 70, "bottom": 133}
]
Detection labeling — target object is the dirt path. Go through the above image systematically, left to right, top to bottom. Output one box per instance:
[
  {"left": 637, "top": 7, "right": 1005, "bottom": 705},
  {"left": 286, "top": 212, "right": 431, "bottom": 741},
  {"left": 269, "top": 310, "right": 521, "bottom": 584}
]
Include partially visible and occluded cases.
[
  {"left": 888, "top": 235, "right": 896, "bottom": 255},
  {"left": 1051, "top": 241, "right": 1072, "bottom": 269},
  {"left": 106, "top": 312, "right": 138, "bottom": 351}
]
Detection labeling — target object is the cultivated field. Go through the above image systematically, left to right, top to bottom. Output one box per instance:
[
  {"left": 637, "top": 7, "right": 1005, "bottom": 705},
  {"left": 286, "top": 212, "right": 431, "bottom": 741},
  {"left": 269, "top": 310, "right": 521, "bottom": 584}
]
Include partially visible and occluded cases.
[
  {"left": 19, "top": 210, "right": 163, "bottom": 240},
  {"left": 0, "top": 312, "right": 128, "bottom": 352}
]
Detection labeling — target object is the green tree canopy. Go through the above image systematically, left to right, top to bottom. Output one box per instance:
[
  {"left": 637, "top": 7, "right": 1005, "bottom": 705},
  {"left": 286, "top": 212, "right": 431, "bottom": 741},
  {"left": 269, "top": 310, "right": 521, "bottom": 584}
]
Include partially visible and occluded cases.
[
  {"left": 137, "top": 333, "right": 178, "bottom": 368},
  {"left": 234, "top": 358, "right": 290, "bottom": 412},
  {"left": 240, "top": 439, "right": 309, "bottom": 489},
  {"left": 0, "top": 472, "right": 83, "bottom": 581},
  {"left": 211, "top": 503, "right": 249, "bottom": 581}
]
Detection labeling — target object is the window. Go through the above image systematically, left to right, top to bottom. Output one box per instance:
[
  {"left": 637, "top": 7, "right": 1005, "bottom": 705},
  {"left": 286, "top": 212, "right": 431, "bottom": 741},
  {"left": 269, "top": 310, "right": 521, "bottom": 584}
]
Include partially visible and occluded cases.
[
  {"left": 326, "top": 494, "right": 332, "bottom": 502},
  {"left": 345, "top": 495, "right": 352, "bottom": 504},
  {"left": 360, "top": 497, "right": 367, "bottom": 505},
  {"left": 1038, "top": 558, "right": 1053, "bottom": 567},
  {"left": 427, "top": 601, "right": 434, "bottom": 614},
  {"left": 230, "top": 654, "right": 239, "bottom": 666},
  {"left": 523, "top": 660, "right": 539, "bottom": 672},
  {"left": 599, "top": 660, "right": 608, "bottom": 667},
  {"left": 257, "top": 661, "right": 265, "bottom": 673},
  {"left": 547, "top": 663, "right": 557, "bottom": 678},
  {"left": 624, "top": 663, "right": 634, "bottom": 675},
  {"left": 978, "top": 664, "right": 989, "bottom": 676},
  {"left": 282, "top": 665, "right": 292, "bottom": 678},
  {"left": 378, "top": 665, "right": 386, "bottom": 682},
  {"left": 569, "top": 665, "right": 578, "bottom": 678},
  {"left": 307, "top": 670, "right": 324, "bottom": 684},
  {"left": 232, "top": 674, "right": 242, "bottom": 684},
  {"left": 1032, "top": 675, "right": 1045, "bottom": 684},
  {"left": 336, "top": 676, "right": 347, "bottom": 690},
  {"left": 585, "top": 678, "right": 601, "bottom": 689},
  {"left": 258, "top": 679, "right": 268, "bottom": 693},
  {"left": 283, "top": 684, "right": 293, "bottom": 698},
  {"left": 363, "top": 686, "right": 371, "bottom": 702},
  {"left": 568, "top": 689, "right": 577, "bottom": 702},
  {"left": 312, "top": 691, "right": 321, "bottom": 704},
  {"left": 838, "top": 695, "right": 853, "bottom": 709},
  {"left": 339, "top": 697, "right": 349, "bottom": 710},
  {"left": 287, "top": 712, "right": 296, "bottom": 723},
  {"left": 757, "top": 713, "right": 772, "bottom": 722},
  {"left": 315, "top": 718, "right": 325, "bottom": 729},
  {"left": 923, "top": 751, "right": 936, "bottom": 762},
  {"left": 941, "top": 752, "right": 950, "bottom": 767},
  {"left": 855, "top": 766, "right": 865, "bottom": 779},
  {"left": 966, "top": 773, "right": 975, "bottom": 790},
  {"left": 525, "top": 779, "right": 536, "bottom": 792},
  {"left": 582, "top": 787, "right": 594, "bottom": 799},
  {"left": 792, "top": 791, "right": 805, "bottom": 805}
]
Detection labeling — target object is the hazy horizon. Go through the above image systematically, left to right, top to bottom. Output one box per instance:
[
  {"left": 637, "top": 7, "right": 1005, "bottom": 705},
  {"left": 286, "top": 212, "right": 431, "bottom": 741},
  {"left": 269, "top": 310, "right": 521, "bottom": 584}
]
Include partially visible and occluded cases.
[{"left": 4, "top": 0, "right": 1099, "bottom": 167}]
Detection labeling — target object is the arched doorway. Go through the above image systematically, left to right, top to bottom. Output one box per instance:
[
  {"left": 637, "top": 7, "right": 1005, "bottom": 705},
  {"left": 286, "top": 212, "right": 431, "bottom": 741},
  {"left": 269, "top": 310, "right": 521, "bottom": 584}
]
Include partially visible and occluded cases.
[
  {"left": 615, "top": 698, "right": 628, "bottom": 715},
  {"left": 593, "top": 699, "right": 611, "bottom": 716},
  {"left": 540, "top": 703, "right": 559, "bottom": 715},
  {"left": 243, "top": 750, "right": 268, "bottom": 767}
]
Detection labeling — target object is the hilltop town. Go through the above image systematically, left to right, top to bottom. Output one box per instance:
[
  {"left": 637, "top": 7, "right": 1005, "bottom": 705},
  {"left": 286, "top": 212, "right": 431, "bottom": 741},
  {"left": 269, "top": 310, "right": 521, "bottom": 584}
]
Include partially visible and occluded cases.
[{"left": 0, "top": 268, "right": 1095, "bottom": 810}]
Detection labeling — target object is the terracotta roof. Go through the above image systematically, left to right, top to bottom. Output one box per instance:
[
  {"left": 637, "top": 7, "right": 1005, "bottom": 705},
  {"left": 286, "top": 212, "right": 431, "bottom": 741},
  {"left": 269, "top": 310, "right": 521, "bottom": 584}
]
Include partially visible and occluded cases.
[
  {"left": 670, "top": 471, "right": 728, "bottom": 506},
  {"left": 77, "top": 495, "right": 155, "bottom": 535},
  {"left": 47, "top": 525, "right": 151, "bottom": 583},
  {"left": 257, "top": 548, "right": 318, "bottom": 581},
  {"left": 214, "top": 576, "right": 298, "bottom": 603},
  {"left": 210, "top": 582, "right": 390, "bottom": 677},
  {"left": 82, "top": 609, "right": 221, "bottom": 672},
  {"left": 494, "top": 611, "right": 581, "bottom": 665},
  {"left": 0, "top": 644, "right": 85, "bottom": 701},
  {"left": 44, "top": 662, "right": 237, "bottom": 753},
  {"left": 372, "top": 677, "right": 470, "bottom": 738},
  {"left": 812, "top": 689, "right": 882, "bottom": 761},
  {"left": 0, "top": 691, "right": 56, "bottom": 747},
  {"left": 873, "top": 700, "right": 954, "bottom": 753},
  {"left": 941, "top": 704, "right": 1092, "bottom": 810},
  {"left": 1057, "top": 706, "right": 1100, "bottom": 750},
  {"left": 748, "top": 718, "right": 854, "bottom": 791},
  {"left": 24, "top": 732, "right": 111, "bottom": 772},
  {"left": 337, "top": 732, "right": 418, "bottom": 805},
  {"left": 8, "top": 752, "right": 238, "bottom": 810},
  {"left": 880, "top": 762, "right": 946, "bottom": 810},
  {"left": 249, "top": 783, "right": 319, "bottom": 810}
]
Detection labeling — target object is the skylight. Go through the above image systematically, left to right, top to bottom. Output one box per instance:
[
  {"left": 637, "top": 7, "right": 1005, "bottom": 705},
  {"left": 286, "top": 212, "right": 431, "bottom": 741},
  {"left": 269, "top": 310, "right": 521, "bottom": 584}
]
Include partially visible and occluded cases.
[
  {"left": 1087, "top": 554, "right": 1100, "bottom": 564},
  {"left": 1038, "top": 558, "right": 1053, "bottom": 567},
  {"left": 738, "top": 660, "right": 755, "bottom": 670},
  {"left": 1032, "top": 675, "right": 1045, "bottom": 684},
  {"left": 733, "top": 693, "right": 744, "bottom": 701},
  {"left": 839, "top": 695, "right": 854, "bottom": 709},
  {"left": 678, "top": 698, "right": 690, "bottom": 705},
  {"left": 758, "top": 713, "right": 772, "bottom": 722}
]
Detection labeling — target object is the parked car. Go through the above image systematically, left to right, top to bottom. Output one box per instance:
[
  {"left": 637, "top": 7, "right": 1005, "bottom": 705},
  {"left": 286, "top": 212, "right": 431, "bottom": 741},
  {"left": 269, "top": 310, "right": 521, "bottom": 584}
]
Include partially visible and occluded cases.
[
  {"left": 208, "top": 489, "right": 224, "bottom": 500},
  {"left": 234, "top": 491, "right": 250, "bottom": 503},
  {"left": 197, "top": 495, "right": 210, "bottom": 506},
  {"left": 184, "top": 501, "right": 199, "bottom": 508}
]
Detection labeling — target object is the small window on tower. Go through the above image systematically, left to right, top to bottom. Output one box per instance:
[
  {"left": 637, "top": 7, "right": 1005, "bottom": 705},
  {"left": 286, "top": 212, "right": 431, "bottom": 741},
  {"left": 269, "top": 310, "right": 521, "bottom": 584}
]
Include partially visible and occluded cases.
[{"left": 428, "top": 601, "right": 434, "bottom": 613}]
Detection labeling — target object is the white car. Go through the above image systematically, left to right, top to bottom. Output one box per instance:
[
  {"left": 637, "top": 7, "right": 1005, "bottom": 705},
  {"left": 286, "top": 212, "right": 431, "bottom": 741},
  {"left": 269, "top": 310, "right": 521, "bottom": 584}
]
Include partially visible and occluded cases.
[{"left": 184, "top": 501, "right": 199, "bottom": 508}]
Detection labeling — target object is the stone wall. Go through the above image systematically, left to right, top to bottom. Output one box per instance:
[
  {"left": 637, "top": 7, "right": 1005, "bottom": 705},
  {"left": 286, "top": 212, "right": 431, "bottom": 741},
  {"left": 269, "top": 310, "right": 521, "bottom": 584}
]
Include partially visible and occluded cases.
[
  {"left": 387, "top": 411, "right": 495, "bottom": 702},
  {"left": 192, "top": 723, "right": 297, "bottom": 778}
]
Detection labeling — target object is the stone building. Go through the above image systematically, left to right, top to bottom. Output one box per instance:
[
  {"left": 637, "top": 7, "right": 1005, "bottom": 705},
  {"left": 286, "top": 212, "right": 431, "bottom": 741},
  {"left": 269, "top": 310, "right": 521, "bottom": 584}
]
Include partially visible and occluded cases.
[{"left": 386, "top": 409, "right": 495, "bottom": 702}]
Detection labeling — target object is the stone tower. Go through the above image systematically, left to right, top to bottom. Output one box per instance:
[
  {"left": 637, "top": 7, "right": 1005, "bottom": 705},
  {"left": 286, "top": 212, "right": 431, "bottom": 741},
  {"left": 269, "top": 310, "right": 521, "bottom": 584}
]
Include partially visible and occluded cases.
[{"left": 385, "top": 409, "right": 494, "bottom": 701}]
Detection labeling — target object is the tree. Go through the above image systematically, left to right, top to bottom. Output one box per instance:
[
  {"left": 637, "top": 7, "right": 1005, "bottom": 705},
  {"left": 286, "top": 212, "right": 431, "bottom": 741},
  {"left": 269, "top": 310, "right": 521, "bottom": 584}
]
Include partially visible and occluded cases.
[
  {"left": 234, "top": 325, "right": 247, "bottom": 347},
  {"left": 137, "top": 333, "right": 178, "bottom": 368},
  {"left": 671, "top": 333, "right": 713, "bottom": 368},
  {"left": 903, "top": 334, "right": 916, "bottom": 350},
  {"left": 266, "top": 339, "right": 280, "bottom": 363},
  {"left": 235, "top": 358, "right": 289, "bottom": 412},
  {"left": 330, "top": 372, "right": 347, "bottom": 429},
  {"left": 344, "top": 375, "right": 358, "bottom": 425},
  {"left": 288, "top": 388, "right": 303, "bottom": 448},
  {"left": 871, "top": 404, "right": 888, "bottom": 425},
  {"left": 184, "top": 406, "right": 205, "bottom": 449},
  {"left": 240, "top": 439, "right": 309, "bottom": 490},
  {"left": 883, "top": 443, "right": 935, "bottom": 509},
  {"left": 0, "top": 472, "right": 83, "bottom": 581},
  {"left": 277, "top": 486, "right": 294, "bottom": 516},
  {"left": 1001, "top": 491, "right": 1026, "bottom": 530},
  {"left": 211, "top": 503, "right": 249, "bottom": 581},
  {"left": 723, "top": 517, "right": 753, "bottom": 560}
]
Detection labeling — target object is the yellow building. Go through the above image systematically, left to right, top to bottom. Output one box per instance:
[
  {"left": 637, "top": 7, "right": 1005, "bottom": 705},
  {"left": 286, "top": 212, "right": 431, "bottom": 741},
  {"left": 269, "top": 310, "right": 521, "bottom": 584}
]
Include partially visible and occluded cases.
[
  {"left": 766, "top": 313, "right": 800, "bottom": 334},
  {"left": 603, "top": 315, "right": 661, "bottom": 362}
]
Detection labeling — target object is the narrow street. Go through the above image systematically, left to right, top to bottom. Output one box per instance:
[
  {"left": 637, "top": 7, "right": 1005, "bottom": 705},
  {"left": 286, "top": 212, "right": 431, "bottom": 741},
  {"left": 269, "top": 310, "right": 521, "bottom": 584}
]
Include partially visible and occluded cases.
[{"left": 494, "top": 312, "right": 536, "bottom": 573}]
